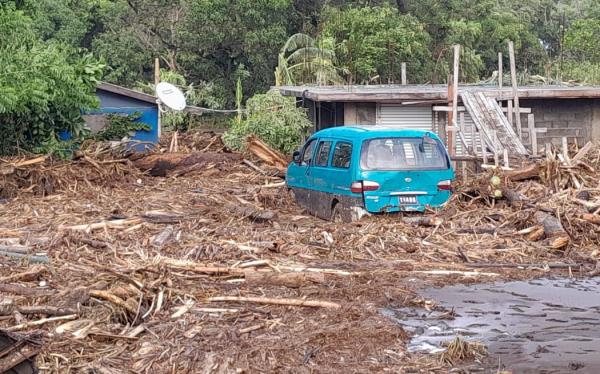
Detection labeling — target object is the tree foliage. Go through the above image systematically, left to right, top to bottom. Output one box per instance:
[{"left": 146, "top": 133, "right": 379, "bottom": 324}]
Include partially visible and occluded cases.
[
  {"left": 0, "top": 3, "right": 103, "bottom": 156},
  {"left": 222, "top": 91, "right": 311, "bottom": 154}
]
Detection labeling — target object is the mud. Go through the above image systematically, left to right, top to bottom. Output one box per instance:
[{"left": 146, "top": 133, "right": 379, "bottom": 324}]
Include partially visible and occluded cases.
[{"left": 382, "top": 278, "right": 600, "bottom": 373}]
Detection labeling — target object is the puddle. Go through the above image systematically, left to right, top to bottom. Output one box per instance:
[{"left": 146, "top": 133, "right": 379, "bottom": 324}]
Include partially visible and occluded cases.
[{"left": 382, "top": 278, "right": 600, "bottom": 373}]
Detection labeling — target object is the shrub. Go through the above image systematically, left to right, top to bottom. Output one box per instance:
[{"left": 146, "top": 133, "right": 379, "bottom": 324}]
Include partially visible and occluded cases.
[{"left": 222, "top": 91, "right": 311, "bottom": 155}]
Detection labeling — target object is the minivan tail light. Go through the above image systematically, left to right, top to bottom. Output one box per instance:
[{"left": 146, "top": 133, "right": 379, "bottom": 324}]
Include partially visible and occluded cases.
[
  {"left": 437, "top": 180, "right": 452, "bottom": 191},
  {"left": 351, "top": 181, "right": 380, "bottom": 193}
]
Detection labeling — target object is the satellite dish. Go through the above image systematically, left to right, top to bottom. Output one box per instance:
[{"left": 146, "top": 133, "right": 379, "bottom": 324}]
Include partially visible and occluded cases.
[{"left": 156, "top": 82, "right": 186, "bottom": 111}]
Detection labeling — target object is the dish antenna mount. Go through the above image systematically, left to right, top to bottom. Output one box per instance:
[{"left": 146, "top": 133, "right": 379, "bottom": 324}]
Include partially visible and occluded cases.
[{"left": 155, "top": 82, "right": 187, "bottom": 112}]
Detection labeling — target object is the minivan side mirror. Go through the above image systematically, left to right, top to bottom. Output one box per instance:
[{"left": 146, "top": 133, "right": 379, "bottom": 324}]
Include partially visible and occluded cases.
[{"left": 292, "top": 150, "right": 301, "bottom": 164}]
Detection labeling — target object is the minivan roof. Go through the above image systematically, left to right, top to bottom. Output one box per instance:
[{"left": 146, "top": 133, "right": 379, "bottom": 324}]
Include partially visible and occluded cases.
[{"left": 313, "top": 125, "right": 435, "bottom": 140}]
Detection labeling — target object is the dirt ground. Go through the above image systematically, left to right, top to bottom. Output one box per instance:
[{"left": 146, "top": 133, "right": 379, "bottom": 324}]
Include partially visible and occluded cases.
[{"left": 1, "top": 133, "right": 599, "bottom": 373}]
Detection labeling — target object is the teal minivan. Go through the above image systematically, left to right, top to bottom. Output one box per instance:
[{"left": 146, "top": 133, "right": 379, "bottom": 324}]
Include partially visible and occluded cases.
[{"left": 286, "top": 126, "right": 454, "bottom": 222}]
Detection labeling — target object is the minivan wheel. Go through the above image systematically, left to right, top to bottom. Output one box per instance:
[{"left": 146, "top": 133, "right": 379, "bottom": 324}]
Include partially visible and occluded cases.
[{"left": 331, "top": 203, "right": 345, "bottom": 223}]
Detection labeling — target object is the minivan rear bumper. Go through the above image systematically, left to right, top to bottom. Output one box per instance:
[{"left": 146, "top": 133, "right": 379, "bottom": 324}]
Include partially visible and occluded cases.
[{"left": 363, "top": 191, "right": 451, "bottom": 213}]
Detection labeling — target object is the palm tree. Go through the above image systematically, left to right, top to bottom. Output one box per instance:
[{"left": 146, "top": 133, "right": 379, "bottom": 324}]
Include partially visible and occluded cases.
[{"left": 275, "top": 33, "right": 344, "bottom": 86}]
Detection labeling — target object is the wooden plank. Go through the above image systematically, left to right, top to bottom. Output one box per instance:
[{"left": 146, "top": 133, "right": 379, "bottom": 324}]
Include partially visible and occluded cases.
[
  {"left": 508, "top": 40, "right": 523, "bottom": 139},
  {"left": 401, "top": 62, "right": 407, "bottom": 85},
  {"left": 461, "top": 92, "right": 497, "bottom": 153},
  {"left": 488, "top": 96, "right": 529, "bottom": 155},
  {"left": 507, "top": 99, "right": 513, "bottom": 125},
  {"left": 433, "top": 106, "right": 465, "bottom": 112},
  {"left": 501, "top": 107, "right": 530, "bottom": 114},
  {"left": 562, "top": 137, "right": 570, "bottom": 163}
]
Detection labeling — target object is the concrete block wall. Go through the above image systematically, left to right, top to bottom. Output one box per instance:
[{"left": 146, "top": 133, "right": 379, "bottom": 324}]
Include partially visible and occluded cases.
[{"left": 524, "top": 99, "right": 597, "bottom": 146}]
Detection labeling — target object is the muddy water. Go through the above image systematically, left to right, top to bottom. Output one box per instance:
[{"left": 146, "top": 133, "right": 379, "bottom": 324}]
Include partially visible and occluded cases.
[{"left": 383, "top": 278, "right": 600, "bottom": 373}]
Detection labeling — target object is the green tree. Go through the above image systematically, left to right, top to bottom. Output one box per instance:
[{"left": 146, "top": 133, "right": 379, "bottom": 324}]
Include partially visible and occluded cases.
[
  {"left": 0, "top": 4, "right": 103, "bottom": 155},
  {"left": 322, "top": 5, "right": 431, "bottom": 84},
  {"left": 275, "top": 33, "right": 342, "bottom": 86},
  {"left": 222, "top": 91, "right": 311, "bottom": 154}
]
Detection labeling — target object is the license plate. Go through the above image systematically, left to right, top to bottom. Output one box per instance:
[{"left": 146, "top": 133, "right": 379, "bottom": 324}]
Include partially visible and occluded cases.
[{"left": 398, "top": 196, "right": 417, "bottom": 204}]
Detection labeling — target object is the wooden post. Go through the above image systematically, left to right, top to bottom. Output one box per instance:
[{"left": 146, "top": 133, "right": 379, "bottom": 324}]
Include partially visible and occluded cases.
[
  {"left": 508, "top": 41, "right": 523, "bottom": 139},
  {"left": 449, "top": 45, "right": 460, "bottom": 159},
  {"left": 498, "top": 52, "right": 503, "bottom": 89},
  {"left": 154, "top": 58, "right": 161, "bottom": 138},
  {"left": 154, "top": 58, "right": 160, "bottom": 85},
  {"left": 401, "top": 63, "right": 407, "bottom": 85},
  {"left": 447, "top": 76, "right": 455, "bottom": 158},
  {"left": 507, "top": 100, "right": 513, "bottom": 125},
  {"left": 528, "top": 114, "right": 537, "bottom": 156},
  {"left": 493, "top": 130, "right": 500, "bottom": 166},
  {"left": 480, "top": 134, "right": 488, "bottom": 164},
  {"left": 562, "top": 137, "right": 570, "bottom": 162},
  {"left": 503, "top": 149, "right": 509, "bottom": 169}
]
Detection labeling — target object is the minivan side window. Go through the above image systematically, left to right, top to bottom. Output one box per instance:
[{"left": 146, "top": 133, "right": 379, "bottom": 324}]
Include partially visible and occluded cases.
[
  {"left": 301, "top": 139, "right": 317, "bottom": 166},
  {"left": 315, "top": 141, "right": 332, "bottom": 167},
  {"left": 331, "top": 142, "right": 352, "bottom": 169}
]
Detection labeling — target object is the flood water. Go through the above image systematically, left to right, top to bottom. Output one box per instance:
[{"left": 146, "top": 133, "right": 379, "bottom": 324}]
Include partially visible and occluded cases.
[{"left": 382, "top": 278, "right": 600, "bottom": 373}]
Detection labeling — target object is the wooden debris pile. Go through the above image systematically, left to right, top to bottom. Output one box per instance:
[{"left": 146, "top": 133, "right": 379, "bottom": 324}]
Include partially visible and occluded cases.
[{"left": 1, "top": 135, "right": 600, "bottom": 372}]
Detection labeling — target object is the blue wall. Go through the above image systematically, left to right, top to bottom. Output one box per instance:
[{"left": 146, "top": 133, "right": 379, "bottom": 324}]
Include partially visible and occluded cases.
[{"left": 85, "top": 90, "right": 160, "bottom": 151}]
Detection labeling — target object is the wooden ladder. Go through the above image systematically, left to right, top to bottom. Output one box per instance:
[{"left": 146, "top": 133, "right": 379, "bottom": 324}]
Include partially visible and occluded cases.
[{"left": 461, "top": 91, "right": 529, "bottom": 156}]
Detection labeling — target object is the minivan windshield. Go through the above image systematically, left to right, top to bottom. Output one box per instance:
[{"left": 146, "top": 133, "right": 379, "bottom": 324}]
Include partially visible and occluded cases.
[{"left": 360, "top": 137, "right": 449, "bottom": 171}]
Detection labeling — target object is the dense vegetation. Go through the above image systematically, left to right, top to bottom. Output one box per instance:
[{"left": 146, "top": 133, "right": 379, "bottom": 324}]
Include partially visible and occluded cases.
[{"left": 1, "top": 0, "right": 599, "bottom": 154}]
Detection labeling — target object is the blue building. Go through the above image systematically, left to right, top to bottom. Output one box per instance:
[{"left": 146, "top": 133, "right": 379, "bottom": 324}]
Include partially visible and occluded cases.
[{"left": 83, "top": 82, "right": 160, "bottom": 149}]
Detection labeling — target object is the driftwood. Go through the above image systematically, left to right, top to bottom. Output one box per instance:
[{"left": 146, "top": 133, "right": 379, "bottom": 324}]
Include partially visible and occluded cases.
[
  {"left": 246, "top": 135, "right": 288, "bottom": 172},
  {"left": 133, "top": 152, "right": 241, "bottom": 177},
  {"left": 505, "top": 163, "right": 540, "bottom": 181},
  {"left": 227, "top": 205, "right": 278, "bottom": 222},
  {"left": 534, "top": 211, "right": 570, "bottom": 249},
  {"left": 581, "top": 213, "right": 600, "bottom": 225},
  {"left": 402, "top": 216, "right": 443, "bottom": 227},
  {"left": 152, "top": 225, "right": 174, "bottom": 247},
  {"left": 0, "top": 266, "right": 46, "bottom": 283},
  {"left": 244, "top": 271, "right": 325, "bottom": 288},
  {"left": 0, "top": 284, "right": 54, "bottom": 297},
  {"left": 88, "top": 290, "right": 138, "bottom": 315},
  {"left": 208, "top": 295, "right": 341, "bottom": 309},
  {"left": 0, "top": 306, "right": 77, "bottom": 317},
  {"left": 6, "top": 314, "right": 77, "bottom": 332},
  {"left": 0, "top": 330, "right": 41, "bottom": 373}
]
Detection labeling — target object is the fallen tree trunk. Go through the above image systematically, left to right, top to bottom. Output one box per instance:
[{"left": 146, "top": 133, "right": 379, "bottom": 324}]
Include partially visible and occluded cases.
[
  {"left": 246, "top": 135, "right": 288, "bottom": 172},
  {"left": 133, "top": 152, "right": 241, "bottom": 177},
  {"left": 505, "top": 163, "right": 540, "bottom": 181}
]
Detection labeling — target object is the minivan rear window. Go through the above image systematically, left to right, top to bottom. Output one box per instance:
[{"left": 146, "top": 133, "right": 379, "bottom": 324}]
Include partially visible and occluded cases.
[{"left": 360, "top": 137, "right": 448, "bottom": 170}]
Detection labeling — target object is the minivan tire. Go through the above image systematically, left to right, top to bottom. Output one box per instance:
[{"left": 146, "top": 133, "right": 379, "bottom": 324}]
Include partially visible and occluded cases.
[{"left": 331, "top": 203, "right": 349, "bottom": 223}]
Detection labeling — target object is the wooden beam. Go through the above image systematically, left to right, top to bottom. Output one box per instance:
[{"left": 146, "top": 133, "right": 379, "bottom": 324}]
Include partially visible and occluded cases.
[
  {"left": 509, "top": 40, "right": 522, "bottom": 139},
  {"left": 401, "top": 63, "right": 407, "bottom": 85},
  {"left": 433, "top": 106, "right": 465, "bottom": 112},
  {"left": 501, "top": 107, "right": 531, "bottom": 114}
]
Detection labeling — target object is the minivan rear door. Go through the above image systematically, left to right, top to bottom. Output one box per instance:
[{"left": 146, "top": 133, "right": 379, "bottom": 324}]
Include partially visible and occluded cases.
[{"left": 358, "top": 137, "right": 453, "bottom": 211}]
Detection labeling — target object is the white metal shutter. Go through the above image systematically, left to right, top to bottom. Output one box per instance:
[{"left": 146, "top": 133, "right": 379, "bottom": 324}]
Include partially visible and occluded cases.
[{"left": 377, "top": 104, "right": 433, "bottom": 130}]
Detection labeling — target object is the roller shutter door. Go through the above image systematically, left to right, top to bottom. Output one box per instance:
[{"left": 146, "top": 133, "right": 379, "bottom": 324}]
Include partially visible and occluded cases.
[{"left": 377, "top": 104, "right": 433, "bottom": 131}]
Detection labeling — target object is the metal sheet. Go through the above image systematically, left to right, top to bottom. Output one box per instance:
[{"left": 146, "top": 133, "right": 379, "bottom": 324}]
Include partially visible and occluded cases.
[{"left": 377, "top": 104, "right": 433, "bottom": 131}]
